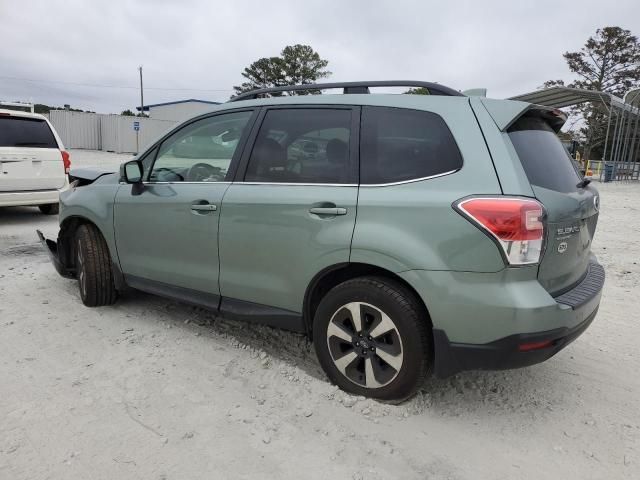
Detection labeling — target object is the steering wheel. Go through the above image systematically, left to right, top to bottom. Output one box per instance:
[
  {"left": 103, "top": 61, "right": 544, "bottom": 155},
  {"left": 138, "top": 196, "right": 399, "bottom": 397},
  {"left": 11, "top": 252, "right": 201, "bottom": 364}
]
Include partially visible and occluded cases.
[
  {"left": 186, "top": 163, "right": 224, "bottom": 182},
  {"left": 152, "top": 167, "right": 184, "bottom": 182}
]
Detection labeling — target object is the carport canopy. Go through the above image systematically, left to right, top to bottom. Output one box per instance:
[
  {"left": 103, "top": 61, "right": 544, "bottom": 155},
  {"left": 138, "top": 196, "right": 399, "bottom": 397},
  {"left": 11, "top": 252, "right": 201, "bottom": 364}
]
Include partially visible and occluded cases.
[
  {"left": 508, "top": 86, "right": 622, "bottom": 111},
  {"left": 508, "top": 86, "right": 640, "bottom": 181}
]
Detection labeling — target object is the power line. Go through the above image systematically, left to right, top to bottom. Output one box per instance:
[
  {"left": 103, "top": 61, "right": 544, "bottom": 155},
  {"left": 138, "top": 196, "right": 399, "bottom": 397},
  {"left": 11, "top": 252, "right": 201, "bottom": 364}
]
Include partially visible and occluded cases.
[{"left": 0, "top": 75, "right": 234, "bottom": 92}]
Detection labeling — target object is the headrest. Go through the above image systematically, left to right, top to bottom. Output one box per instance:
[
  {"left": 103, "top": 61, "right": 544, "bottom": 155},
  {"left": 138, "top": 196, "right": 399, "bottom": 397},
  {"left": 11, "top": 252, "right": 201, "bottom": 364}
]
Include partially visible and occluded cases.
[
  {"left": 253, "top": 137, "right": 287, "bottom": 169},
  {"left": 326, "top": 138, "right": 348, "bottom": 165}
]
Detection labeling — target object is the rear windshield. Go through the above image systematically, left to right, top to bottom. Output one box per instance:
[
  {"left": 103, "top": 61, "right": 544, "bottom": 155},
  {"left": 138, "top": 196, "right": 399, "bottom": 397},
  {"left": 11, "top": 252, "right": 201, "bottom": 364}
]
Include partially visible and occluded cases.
[
  {"left": 0, "top": 116, "right": 58, "bottom": 148},
  {"left": 508, "top": 116, "right": 580, "bottom": 193}
]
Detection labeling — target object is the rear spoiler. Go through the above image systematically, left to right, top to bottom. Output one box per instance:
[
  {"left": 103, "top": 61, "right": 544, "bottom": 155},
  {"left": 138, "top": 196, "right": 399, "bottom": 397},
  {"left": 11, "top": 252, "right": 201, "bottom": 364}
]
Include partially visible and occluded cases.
[{"left": 480, "top": 98, "right": 567, "bottom": 133}]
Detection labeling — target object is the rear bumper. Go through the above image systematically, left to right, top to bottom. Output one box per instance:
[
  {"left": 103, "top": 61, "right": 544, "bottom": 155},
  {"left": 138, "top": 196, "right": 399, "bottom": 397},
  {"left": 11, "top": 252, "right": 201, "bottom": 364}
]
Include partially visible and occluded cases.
[
  {"left": 0, "top": 181, "right": 68, "bottom": 207},
  {"left": 36, "top": 230, "right": 75, "bottom": 279},
  {"left": 399, "top": 257, "right": 605, "bottom": 378},
  {"left": 432, "top": 306, "right": 598, "bottom": 377}
]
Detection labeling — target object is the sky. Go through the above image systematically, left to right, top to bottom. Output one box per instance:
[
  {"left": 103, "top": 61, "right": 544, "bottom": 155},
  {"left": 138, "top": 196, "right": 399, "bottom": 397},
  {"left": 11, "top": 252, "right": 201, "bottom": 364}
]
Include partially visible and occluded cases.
[{"left": 1, "top": 0, "right": 639, "bottom": 114}]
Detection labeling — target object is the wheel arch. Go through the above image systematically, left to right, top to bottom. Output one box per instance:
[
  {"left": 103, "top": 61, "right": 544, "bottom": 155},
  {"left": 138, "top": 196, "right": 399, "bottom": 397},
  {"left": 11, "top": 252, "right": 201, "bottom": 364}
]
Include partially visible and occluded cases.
[
  {"left": 58, "top": 215, "right": 125, "bottom": 290},
  {"left": 58, "top": 216, "right": 91, "bottom": 269},
  {"left": 303, "top": 262, "right": 433, "bottom": 341}
]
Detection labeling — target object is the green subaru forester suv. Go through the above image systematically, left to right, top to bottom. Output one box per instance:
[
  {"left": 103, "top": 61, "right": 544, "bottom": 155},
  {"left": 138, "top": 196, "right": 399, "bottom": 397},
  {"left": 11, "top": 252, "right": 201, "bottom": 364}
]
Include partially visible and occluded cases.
[{"left": 39, "top": 81, "right": 604, "bottom": 401}]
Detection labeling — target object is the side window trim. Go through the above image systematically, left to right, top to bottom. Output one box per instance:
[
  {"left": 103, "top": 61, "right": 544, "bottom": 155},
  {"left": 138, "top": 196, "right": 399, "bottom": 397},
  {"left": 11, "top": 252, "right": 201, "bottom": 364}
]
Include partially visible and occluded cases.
[
  {"left": 233, "top": 105, "right": 360, "bottom": 185},
  {"left": 350, "top": 106, "right": 361, "bottom": 185},
  {"left": 231, "top": 107, "right": 267, "bottom": 182},
  {"left": 144, "top": 108, "right": 258, "bottom": 184},
  {"left": 141, "top": 146, "right": 160, "bottom": 182},
  {"left": 358, "top": 168, "right": 461, "bottom": 187}
]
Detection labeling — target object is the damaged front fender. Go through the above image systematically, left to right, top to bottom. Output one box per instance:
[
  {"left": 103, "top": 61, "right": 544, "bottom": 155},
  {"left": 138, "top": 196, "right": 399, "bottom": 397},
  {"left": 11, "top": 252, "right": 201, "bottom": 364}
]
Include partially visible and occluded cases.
[{"left": 36, "top": 230, "right": 75, "bottom": 279}]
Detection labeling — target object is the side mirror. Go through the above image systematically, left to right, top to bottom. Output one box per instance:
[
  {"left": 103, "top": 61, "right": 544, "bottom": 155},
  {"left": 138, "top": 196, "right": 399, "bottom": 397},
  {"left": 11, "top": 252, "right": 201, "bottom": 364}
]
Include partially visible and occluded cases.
[{"left": 121, "top": 160, "right": 143, "bottom": 184}]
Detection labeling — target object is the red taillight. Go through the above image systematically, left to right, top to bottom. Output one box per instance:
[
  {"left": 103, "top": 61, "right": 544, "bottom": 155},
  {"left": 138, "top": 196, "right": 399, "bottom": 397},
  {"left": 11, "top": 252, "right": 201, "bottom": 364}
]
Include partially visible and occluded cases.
[
  {"left": 61, "top": 150, "right": 71, "bottom": 174},
  {"left": 456, "top": 197, "right": 545, "bottom": 265},
  {"left": 459, "top": 198, "right": 543, "bottom": 241},
  {"left": 518, "top": 339, "right": 554, "bottom": 352}
]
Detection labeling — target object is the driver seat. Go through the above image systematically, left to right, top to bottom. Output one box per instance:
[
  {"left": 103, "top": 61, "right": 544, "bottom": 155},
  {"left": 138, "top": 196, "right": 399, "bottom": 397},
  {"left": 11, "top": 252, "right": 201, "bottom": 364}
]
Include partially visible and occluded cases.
[{"left": 246, "top": 138, "right": 298, "bottom": 182}]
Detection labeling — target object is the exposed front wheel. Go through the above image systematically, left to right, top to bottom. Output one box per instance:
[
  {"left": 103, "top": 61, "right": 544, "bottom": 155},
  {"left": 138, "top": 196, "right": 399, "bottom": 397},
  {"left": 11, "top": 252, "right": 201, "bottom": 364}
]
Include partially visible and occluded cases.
[
  {"left": 39, "top": 203, "right": 59, "bottom": 215},
  {"left": 75, "top": 224, "right": 118, "bottom": 307},
  {"left": 313, "top": 276, "right": 431, "bottom": 402}
]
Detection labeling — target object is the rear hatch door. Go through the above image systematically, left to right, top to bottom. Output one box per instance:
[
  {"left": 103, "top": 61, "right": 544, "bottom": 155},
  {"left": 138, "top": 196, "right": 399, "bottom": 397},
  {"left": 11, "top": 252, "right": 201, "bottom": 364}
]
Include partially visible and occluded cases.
[
  {"left": 507, "top": 112, "right": 599, "bottom": 295},
  {"left": 0, "top": 115, "right": 65, "bottom": 191}
]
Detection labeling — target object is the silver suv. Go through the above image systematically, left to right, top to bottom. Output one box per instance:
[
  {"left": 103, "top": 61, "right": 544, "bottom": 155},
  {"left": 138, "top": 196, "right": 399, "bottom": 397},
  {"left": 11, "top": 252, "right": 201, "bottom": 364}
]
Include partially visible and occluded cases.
[{"left": 39, "top": 81, "right": 604, "bottom": 401}]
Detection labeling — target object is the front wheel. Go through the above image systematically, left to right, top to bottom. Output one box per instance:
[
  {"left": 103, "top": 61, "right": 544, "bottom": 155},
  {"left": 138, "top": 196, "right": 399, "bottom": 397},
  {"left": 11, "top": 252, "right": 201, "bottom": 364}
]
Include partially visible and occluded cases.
[
  {"left": 75, "top": 224, "right": 118, "bottom": 307},
  {"left": 313, "top": 276, "right": 431, "bottom": 402}
]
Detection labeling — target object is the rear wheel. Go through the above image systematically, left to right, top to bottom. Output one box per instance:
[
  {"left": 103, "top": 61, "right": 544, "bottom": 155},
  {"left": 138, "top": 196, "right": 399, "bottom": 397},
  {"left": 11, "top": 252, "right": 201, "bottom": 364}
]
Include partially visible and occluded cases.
[
  {"left": 39, "top": 203, "right": 59, "bottom": 215},
  {"left": 75, "top": 224, "right": 118, "bottom": 307},
  {"left": 313, "top": 276, "right": 431, "bottom": 402}
]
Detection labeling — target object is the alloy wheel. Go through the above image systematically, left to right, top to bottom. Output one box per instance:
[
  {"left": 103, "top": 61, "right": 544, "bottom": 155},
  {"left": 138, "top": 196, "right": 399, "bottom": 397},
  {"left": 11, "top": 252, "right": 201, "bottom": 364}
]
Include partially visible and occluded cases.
[{"left": 326, "top": 302, "right": 403, "bottom": 388}]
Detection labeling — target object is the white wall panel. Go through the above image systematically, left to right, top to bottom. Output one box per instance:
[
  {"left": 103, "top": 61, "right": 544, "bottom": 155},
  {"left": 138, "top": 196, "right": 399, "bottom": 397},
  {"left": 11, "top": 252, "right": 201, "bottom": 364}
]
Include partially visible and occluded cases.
[
  {"left": 49, "top": 110, "right": 101, "bottom": 149},
  {"left": 48, "top": 111, "right": 178, "bottom": 154}
]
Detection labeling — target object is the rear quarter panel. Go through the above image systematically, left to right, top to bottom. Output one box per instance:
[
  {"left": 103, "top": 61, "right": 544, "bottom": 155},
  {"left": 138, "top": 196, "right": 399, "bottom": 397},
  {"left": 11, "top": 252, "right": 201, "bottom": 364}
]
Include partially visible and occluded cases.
[
  {"left": 351, "top": 97, "right": 505, "bottom": 273},
  {"left": 469, "top": 97, "right": 535, "bottom": 196}
]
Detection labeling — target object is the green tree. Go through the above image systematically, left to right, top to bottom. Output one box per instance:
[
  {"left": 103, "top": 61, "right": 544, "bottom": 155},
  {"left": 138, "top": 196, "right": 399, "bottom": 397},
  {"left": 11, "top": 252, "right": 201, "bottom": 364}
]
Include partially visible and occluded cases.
[
  {"left": 544, "top": 27, "right": 640, "bottom": 159},
  {"left": 233, "top": 44, "right": 331, "bottom": 97},
  {"left": 404, "top": 87, "right": 430, "bottom": 95},
  {"left": 32, "top": 103, "right": 85, "bottom": 114},
  {"left": 34, "top": 104, "right": 53, "bottom": 114},
  {"left": 121, "top": 109, "right": 135, "bottom": 116}
]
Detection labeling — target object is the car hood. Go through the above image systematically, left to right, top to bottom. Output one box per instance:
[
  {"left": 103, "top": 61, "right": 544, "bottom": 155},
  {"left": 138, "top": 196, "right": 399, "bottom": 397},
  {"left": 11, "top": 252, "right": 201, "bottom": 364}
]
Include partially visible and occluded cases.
[
  {"left": 69, "top": 166, "right": 121, "bottom": 186},
  {"left": 69, "top": 166, "right": 119, "bottom": 182}
]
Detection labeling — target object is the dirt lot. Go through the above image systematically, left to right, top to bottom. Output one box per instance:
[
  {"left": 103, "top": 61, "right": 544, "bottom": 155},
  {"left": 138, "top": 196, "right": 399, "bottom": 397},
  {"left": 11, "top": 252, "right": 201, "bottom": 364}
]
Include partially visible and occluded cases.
[{"left": 1, "top": 150, "right": 638, "bottom": 479}]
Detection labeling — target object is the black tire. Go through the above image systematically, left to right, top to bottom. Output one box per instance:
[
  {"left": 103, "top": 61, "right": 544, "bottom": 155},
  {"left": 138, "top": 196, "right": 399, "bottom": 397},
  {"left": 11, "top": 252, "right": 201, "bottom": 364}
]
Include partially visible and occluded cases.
[
  {"left": 39, "top": 203, "right": 59, "bottom": 215},
  {"left": 75, "top": 224, "right": 118, "bottom": 307},
  {"left": 313, "top": 276, "right": 431, "bottom": 402}
]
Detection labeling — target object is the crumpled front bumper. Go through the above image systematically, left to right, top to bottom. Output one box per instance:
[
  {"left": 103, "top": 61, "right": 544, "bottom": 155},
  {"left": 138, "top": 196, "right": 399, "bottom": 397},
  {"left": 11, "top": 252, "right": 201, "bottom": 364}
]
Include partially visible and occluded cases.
[{"left": 36, "top": 230, "right": 75, "bottom": 279}]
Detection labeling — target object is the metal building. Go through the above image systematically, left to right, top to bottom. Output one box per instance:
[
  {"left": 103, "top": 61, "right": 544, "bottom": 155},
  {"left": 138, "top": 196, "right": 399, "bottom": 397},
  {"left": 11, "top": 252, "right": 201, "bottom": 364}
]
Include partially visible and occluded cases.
[{"left": 136, "top": 99, "right": 220, "bottom": 122}]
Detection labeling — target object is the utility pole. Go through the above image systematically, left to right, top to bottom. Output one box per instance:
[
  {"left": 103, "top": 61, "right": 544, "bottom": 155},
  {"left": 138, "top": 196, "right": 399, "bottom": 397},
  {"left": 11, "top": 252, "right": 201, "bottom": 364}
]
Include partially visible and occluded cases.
[{"left": 138, "top": 65, "right": 144, "bottom": 117}]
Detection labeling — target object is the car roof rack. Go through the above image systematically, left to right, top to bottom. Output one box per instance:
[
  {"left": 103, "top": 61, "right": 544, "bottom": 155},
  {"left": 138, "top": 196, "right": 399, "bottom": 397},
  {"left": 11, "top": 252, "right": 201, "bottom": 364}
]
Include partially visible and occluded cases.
[{"left": 229, "top": 80, "right": 463, "bottom": 102}]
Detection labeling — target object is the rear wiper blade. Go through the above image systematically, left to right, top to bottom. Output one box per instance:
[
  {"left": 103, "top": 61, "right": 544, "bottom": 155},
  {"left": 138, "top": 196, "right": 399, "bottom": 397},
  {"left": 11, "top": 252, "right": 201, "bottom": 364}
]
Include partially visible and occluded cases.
[{"left": 576, "top": 178, "right": 591, "bottom": 188}]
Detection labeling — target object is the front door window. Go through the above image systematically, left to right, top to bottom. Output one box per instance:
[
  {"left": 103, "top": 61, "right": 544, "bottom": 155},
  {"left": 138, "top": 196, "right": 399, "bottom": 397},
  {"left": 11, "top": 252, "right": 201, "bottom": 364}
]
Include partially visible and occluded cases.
[{"left": 149, "top": 110, "right": 253, "bottom": 183}]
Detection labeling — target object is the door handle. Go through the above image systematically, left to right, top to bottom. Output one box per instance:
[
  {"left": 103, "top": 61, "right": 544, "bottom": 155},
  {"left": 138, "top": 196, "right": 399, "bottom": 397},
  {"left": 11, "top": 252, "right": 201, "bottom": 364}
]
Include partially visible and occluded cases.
[
  {"left": 191, "top": 204, "right": 217, "bottom": 212},
  {"left": 309, "top": 207, "right": 347, "bottom": 216}
]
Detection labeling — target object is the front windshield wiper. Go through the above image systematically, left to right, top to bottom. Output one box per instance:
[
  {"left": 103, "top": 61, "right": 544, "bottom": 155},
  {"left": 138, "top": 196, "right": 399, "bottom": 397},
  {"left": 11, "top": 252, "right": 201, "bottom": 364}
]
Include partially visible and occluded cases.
[
  {"left": 13, "top": 142, "right": 50, "bottom": 146},
  {"left": 576, "top": 178, "right": 591, "bottom": 188}
]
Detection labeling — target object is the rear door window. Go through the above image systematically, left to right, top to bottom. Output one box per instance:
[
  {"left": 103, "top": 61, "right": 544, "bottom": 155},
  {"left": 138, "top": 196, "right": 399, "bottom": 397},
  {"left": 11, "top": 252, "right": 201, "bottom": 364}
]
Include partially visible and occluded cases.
[
  {"left": 360, "top": 106, "right": 462, "bottom": 184},
  {"left": 244, "top": 108, "right": 353, "bottom": 184},
  {"left": 0, "top": 116, "right": 57, "bottom": 148},
  {"left": 508, "top": 116, "right": 581, "bottom": 193}
]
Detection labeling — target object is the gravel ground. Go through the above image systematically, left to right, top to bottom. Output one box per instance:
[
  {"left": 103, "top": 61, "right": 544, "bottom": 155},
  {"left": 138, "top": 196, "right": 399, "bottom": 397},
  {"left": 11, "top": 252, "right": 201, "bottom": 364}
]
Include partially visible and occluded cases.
[{"left": 1, "top": 150, "right": 639, "bottom": 479}]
